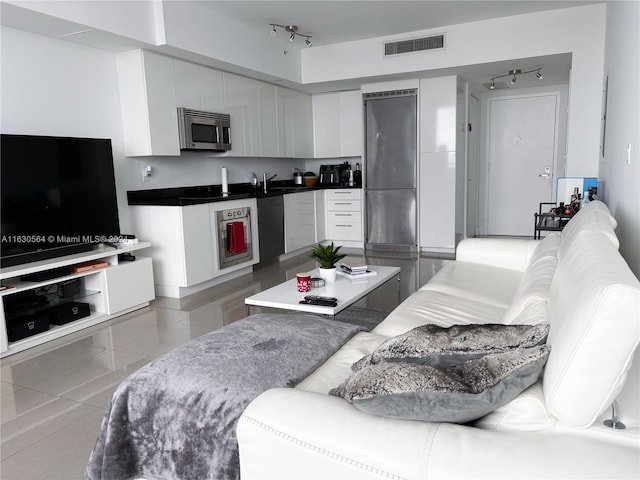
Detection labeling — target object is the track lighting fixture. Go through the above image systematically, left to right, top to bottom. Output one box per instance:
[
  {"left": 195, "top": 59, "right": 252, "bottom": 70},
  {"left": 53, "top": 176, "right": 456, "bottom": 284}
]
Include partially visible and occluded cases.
[
  {"left": 269, "top": 24, "right": 312, "bottom": 47},
  {"left": 487, "top": 67, "right": 544, "bottom": 90}
]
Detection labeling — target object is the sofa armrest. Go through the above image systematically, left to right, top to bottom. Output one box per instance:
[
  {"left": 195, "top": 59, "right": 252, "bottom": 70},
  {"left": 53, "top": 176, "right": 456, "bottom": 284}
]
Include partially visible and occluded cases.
[
  {"left": 456, "top": 238, "right": 540, "bottom": 271},
  {"left": 238, "top": 388, "right": 640, "bottom": 480}
]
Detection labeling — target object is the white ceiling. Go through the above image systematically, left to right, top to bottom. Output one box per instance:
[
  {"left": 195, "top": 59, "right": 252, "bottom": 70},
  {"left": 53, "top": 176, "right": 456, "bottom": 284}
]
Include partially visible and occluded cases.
[
  {"left": 196, "top": 0, "right": 596, "bottom": 94},
  {"left": 1, "top": 1, "right": 601, "bottom": 95},
  {"left": 199, "top": 1, "right": 597, "bottom": 47}
]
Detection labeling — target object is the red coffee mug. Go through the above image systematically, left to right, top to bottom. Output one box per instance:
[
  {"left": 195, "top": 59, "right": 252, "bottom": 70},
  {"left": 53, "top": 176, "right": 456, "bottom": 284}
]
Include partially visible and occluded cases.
[{"left": 296, "top": 272, "right": 311, "bottom": 292}]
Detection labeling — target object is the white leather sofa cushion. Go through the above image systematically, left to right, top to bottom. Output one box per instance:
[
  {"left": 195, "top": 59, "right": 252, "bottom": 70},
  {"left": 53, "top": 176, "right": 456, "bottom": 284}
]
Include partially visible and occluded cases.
[
  {"left": 560, "top": 202, "right": 619, "bottom": 256},
  {"left": 528, "top": 232, "right": 561, "bottom": 264},
  {"left": 544, "top": 232, "right": 640, "bottom": 427},
  {"left": 455, "top": 237, "right": 540, "bottom": 271},
  {"left": 501, "top": 256, "right": 556, "bottom": 324},
  {"left": 419, "top": 261, "right": 522, "bottom": 308},
  {"left": 373, "top": 289, "right": 507, "bottom": 337},
  {"left": 508, "top": 299, "right": 548, "bottom": 325},
  {"left": 296, "top": 332, "right": 387, "bottom": 394},
  {"left": 474, "top": 382, "right": 556, "bottom": 432},
  {"left": 238, "top": 388, "right": 640, "bottom": 479}
]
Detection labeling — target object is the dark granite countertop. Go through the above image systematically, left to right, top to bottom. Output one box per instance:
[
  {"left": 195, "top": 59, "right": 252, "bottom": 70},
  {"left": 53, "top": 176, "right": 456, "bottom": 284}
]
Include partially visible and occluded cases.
[{"left": 127, "top": 181, "right": 361, "bottom": 206}]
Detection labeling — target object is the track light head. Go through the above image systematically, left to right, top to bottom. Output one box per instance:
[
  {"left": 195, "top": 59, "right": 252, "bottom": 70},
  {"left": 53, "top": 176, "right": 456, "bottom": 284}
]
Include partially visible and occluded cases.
[
  {"left": 269, "top": 23, "right": 312, "bottom": 47},
  {"left": 487, "top": 67, "right": 543, "bottom": 90}
]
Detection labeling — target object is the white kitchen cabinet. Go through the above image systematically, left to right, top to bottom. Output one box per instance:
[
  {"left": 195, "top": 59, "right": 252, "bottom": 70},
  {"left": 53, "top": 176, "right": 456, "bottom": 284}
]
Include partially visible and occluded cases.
[
  {"left": 116, "top": 50, "right": 180, "bottom": 156},
  {"left": 174, "top": 59, "right": 225, "bottom": 113},
  {"left": 223, "top": 73, "right": 261, "bottom": 156},
  {"left": 418, "top": 76, "right": 458, "bottom": 253},
  {"left": 419, "top": 76, "right": 457, "bottom": 153},
  {"left": 258, "top": 82, "right": 281, "bottom": 157},
  {"left": 279, "top": 87, "right": 313, "bottom": 158},
  {"left": 313, "top": 90, "right": 363, "bottom": 158},
  {"left": 324, "top": 189, "right": 363, "bottom": 246},
  {"left": 315, "top": 190, "right": 326, "bottom": 242},
  {"left": 284, "top": 191, "right": 316, "bottom": 252},
  {"left": 130, "top": 199, "right": 259, "bottom": 298},
  {"left": 129, "top": 204, "right": 214, "bottom": 290},
  {"left": 0, "top": 245, "right": 154, "bottom": 357}
]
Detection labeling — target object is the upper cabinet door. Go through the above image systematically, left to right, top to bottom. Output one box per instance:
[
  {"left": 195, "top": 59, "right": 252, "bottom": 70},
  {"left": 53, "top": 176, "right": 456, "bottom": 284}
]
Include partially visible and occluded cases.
[
  {"left": 116, "top": 50, "right": 180, "bottom": 156},
  {"left": 174, "top": 59, "right": 224, "bottom": 113},
  {"left": 223, "top": 73, "right": 261, "bottom": 156},
  {"left": 419, "top": 76, "right": 457, "bottom": 153},
  {"left": 258, "top": 82, "right": 280, "bottom": 157},
  {"left": 278, "top": 87, "right": 313, "bottom": 158},
  {"left": 312, "top": 90, "right": 362, "bottom": 158},
  {"left": 338, "top": 90, "right": 363, "bottom": 157},
  {"left": 313, "top": 93, "right": 341, "bottom": 158}
]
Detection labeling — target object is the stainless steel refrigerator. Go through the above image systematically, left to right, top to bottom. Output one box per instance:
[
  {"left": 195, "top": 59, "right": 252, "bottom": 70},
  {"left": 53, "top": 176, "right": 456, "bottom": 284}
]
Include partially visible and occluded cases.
[{"left": 364, "top": 90, "right": 417, "bottom": 251}]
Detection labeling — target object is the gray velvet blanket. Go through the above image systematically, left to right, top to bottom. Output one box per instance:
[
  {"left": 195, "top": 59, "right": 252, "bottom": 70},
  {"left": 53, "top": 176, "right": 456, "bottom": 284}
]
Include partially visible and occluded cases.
[{"left": 86, "top": 313, "right": 365, "bottom": 480}]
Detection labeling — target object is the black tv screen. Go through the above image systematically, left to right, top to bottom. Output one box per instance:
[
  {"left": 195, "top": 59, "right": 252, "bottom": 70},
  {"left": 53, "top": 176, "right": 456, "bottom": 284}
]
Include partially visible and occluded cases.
[{"left": 1, "top": 134, "right": 120, "bottom": 267}]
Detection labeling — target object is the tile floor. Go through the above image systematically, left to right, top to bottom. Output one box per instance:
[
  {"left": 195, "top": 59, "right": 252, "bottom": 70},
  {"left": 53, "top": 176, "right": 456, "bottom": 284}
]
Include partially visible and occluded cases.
[{"left": 0, "top": 251, "right": 451, "bottom": 479}]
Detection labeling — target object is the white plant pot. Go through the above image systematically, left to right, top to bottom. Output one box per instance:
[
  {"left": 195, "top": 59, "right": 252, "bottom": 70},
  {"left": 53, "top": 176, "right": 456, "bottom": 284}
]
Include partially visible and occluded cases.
[{"left": 318, "top": 267, "right": 337, "bottom": 283}]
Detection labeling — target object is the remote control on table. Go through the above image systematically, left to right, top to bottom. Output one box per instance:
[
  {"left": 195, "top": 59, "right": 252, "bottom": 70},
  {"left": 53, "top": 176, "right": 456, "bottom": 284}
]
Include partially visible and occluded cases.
[
  {"left": 304, "top": 295, "right": 338, "bottom": 303},
  {"left": 299, "top": 298, "right": 338, "bottom": 307}
]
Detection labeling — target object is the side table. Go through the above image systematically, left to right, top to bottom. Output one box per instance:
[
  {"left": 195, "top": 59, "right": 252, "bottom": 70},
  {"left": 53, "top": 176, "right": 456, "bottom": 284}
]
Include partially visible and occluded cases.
[{"left": 534, "top": 202, "right": 574, "bottom": 239}]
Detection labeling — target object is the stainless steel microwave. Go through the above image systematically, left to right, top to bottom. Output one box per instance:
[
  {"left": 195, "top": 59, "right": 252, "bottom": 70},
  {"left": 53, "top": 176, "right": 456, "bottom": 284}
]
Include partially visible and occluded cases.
[{"left": 177, "top": 108, "right": 231, "bottom": 151}]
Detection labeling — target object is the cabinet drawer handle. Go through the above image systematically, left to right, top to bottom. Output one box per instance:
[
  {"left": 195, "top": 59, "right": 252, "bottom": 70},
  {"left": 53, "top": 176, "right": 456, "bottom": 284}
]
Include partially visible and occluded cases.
[
  {"left": 334, "top": 202, "right": 353, "bottom": 205},
  {"left": 334, "top": 213, "right": 352, "bottom": 217},
  {"left": 335, "top": 225, "right": 352, "bottom": 228}
]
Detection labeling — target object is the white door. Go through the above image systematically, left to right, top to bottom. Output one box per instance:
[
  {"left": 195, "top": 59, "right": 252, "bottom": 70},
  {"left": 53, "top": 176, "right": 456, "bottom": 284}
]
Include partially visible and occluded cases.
[{"left": 487, "top": 94, "right": 558, "bottom": 236}]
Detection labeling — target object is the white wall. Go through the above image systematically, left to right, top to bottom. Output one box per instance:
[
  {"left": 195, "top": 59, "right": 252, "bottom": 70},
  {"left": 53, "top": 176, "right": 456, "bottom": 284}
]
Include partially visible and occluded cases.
[
  {"left": 3, "top": 0, "right": 304, "bottom": 85},
  {"left": 600, "top": 0, "right": 640, "bottom": 278},
  {"left": 302, "top": 4, "right": 606, "bottom": 178},
  {"left": 0, "top": 26, "right": 304, "bottom": 235},
  {"left": 0, "top": 26, "right": 133, "bottom": 230}
]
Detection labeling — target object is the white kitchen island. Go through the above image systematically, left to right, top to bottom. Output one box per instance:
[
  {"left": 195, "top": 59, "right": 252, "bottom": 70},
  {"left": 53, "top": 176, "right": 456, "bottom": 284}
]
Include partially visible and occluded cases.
[{"left": 245, "top": 265, "right": 400, "bottom": 318}]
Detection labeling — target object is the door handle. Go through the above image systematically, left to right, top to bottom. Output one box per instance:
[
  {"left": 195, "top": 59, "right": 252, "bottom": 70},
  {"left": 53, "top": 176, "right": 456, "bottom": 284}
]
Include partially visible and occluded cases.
[{"left": 539, "top": 173, "right": 550, "bottom": 178}]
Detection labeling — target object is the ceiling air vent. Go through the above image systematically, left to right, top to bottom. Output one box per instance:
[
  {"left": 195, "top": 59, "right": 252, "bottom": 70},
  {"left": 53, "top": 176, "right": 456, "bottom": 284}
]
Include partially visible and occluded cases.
[{"left": 385, "top": 34, "right": 445, "bottom": 56}]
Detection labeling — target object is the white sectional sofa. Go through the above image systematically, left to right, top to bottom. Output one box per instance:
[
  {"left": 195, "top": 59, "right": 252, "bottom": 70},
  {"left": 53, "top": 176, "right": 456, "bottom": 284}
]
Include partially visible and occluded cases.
[{"left": 237, "top": 200, "right": 640, "bottom": 479}]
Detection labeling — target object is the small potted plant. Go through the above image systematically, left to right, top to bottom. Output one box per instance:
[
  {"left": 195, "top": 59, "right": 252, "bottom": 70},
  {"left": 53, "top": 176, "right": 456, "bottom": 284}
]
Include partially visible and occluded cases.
[{"left": 310, "top": 242, "right": 346, "bottom": 283}]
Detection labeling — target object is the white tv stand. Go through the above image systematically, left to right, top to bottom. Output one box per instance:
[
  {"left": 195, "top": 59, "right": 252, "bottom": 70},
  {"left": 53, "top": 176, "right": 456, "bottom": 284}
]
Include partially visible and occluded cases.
[{"left": 0, "top": 242, "right": 154, "bottom": 357}]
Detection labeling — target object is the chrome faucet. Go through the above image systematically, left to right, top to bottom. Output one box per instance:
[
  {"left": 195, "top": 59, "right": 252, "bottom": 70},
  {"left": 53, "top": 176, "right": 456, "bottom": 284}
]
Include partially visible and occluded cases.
[{"left": 263, "top": 172, "right": 277, "bottom": 193}]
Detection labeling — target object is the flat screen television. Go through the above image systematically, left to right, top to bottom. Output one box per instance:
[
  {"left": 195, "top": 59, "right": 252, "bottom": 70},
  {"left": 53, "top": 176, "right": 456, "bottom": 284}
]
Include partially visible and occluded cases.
[{"left": 1, "top": 134, "right": 121, "bottom": 268}]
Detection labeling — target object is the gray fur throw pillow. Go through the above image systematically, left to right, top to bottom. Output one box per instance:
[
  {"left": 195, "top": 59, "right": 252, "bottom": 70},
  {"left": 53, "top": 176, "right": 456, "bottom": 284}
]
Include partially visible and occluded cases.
[
  {"left": 353, "top": 323, "right": 549, "bottom": 371},
  {"left": 330, "top": 345, "right": 550, "bottom": 423}
]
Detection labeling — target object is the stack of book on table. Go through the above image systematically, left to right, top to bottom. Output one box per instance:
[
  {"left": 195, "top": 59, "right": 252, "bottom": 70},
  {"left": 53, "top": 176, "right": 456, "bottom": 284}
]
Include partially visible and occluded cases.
[{"left": 337, "top": 263, "right": 377, "bottom": 280}]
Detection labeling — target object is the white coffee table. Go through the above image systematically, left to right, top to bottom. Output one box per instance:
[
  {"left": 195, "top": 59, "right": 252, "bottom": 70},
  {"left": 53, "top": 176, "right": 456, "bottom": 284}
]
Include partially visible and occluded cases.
[{"left": 245, "top": 265, "right": 401, "bottom": 318}]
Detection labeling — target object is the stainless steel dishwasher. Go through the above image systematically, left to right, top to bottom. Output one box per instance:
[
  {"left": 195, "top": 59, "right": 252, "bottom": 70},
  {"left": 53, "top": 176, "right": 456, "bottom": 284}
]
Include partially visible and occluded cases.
[{"left": 256, "top": 195, "right": 284, "bottom": 266}]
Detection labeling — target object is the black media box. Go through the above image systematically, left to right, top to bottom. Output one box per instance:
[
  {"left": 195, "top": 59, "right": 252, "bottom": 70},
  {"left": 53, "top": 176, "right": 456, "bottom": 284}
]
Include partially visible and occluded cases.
[
  {"left": 58, "top": 278, "right": 82, "bottom": 298},
  {"left": 46, "top": 302, "right": 91, "bottom": 325},
  {"left": 7, "top": 313, "right": 50, "bottom": 342}
]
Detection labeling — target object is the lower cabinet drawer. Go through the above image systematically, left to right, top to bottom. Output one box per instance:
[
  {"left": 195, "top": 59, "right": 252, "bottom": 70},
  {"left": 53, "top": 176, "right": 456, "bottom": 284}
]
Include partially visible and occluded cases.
[
  {"left": 327, "top": 200, "right": 361, "bottom": 211},
  {"left": 326, "top": 211, "right": 362, "bottom": 241},
  {"left": 327, "top": 211, "right": 362, "bottom": 224},
  {"left": 326, "top": 222, "right": 362, "bottom": 241}
]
